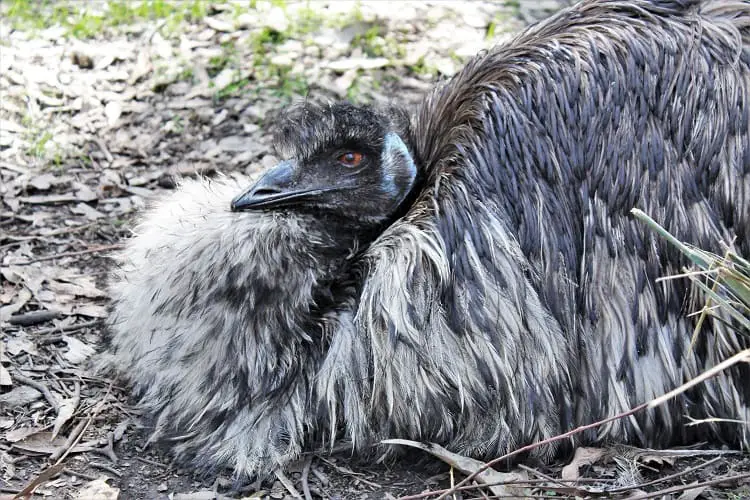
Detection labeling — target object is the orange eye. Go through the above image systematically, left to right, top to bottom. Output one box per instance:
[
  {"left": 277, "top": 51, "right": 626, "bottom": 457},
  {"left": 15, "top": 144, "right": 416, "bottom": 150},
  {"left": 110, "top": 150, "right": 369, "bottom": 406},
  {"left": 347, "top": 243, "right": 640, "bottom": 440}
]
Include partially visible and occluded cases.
[{"left": 338, "top": 152, "right": 363, "bottom": 167}]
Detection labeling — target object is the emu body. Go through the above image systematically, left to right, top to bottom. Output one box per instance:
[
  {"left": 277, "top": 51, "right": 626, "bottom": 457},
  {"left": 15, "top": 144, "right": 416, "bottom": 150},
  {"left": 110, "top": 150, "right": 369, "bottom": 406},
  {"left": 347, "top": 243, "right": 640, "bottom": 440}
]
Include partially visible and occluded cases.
[{"left": 106, "top": 0, "right": 750, "bottom": 478}]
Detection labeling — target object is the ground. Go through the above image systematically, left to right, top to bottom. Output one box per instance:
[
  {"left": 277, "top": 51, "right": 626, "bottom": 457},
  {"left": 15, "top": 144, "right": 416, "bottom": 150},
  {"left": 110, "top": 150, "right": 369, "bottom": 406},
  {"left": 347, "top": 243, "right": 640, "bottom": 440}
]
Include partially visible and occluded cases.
[{"left": 1, "top": 1, "right": 749, "bottom": 499}]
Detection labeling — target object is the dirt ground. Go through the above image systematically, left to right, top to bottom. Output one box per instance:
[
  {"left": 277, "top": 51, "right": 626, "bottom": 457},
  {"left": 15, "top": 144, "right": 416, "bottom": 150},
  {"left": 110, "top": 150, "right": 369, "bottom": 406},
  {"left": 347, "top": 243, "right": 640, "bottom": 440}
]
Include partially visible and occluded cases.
[{"left": 2, "top": 1, "right": 750, "bottom": 499}]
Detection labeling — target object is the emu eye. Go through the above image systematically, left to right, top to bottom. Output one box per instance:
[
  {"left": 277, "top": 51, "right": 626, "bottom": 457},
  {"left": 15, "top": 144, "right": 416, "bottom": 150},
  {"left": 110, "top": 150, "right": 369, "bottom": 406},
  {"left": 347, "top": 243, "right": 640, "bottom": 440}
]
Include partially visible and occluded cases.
[{"left": 338, "top": 152, "right": 364, "bottom": 167}]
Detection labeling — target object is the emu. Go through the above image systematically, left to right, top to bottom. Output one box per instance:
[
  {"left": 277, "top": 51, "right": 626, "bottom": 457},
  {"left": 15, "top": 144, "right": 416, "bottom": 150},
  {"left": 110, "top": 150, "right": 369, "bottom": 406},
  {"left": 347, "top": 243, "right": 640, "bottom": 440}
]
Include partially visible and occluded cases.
[{"left": 105, "top": 0, "right": 750, "bottom": 479}]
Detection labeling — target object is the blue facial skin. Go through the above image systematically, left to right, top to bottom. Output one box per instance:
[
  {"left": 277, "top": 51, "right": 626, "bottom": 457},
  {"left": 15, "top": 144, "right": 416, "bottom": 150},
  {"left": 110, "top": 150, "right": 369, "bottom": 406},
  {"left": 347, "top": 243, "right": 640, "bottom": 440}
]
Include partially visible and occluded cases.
[{"left": 381, "top": 132, "right": 417, "bottom": 206}]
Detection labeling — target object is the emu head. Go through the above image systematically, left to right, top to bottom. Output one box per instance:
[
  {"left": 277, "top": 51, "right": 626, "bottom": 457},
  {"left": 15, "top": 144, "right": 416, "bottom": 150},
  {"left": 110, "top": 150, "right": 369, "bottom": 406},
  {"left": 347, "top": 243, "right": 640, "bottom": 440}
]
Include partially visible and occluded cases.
[{"left": 231, "top": 102, "right": 417, "bottom": 231}]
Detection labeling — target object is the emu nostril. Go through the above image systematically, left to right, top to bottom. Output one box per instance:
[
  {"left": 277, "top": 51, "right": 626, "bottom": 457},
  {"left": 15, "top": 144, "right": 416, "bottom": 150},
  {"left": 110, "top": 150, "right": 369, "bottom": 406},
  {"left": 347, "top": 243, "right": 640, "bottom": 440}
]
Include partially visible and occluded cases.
[{"left": 251, "top": 187, "right": 282, "bottom": 197}]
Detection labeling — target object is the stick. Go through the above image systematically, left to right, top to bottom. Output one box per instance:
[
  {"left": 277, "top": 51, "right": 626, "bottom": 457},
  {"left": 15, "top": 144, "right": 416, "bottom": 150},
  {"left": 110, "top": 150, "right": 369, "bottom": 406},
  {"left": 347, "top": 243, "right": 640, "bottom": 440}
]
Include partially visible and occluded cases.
[
  {"left": 11, "top": 244, "right": 122, "bottom": 265},
  {"left": 7, "top": 310, "right": 61, "bottom": 326},
  {"left": 434, "top": 348, "right": 750, "bottom": 500},
  {"left": 12, "top": 371, "right": 60, "bottom": 412}
]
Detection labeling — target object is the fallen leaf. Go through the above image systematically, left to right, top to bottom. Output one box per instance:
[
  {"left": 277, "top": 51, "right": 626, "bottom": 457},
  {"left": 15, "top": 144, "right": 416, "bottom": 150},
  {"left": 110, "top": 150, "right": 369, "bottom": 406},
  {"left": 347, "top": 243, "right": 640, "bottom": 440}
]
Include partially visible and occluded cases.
[
  {"left": 204, "top": 16, "right": 235, "bottom": 32},
  {"left": 104, "top": 101, "right": 122, "bottom": 127},
  {"left": 28, "top": 173, "right": 57, "bottom": 191},
  {"left": 74, "top": 183, "right": 99, "bottom": 202},
  {"left": 16, "top": 194, "right": 81, "bottom": 204},
  {"left": 71, "top": 202, "right": 105, "bottom": 220},
  {"left": 0, "top": 266, "right": 47, "bottom": 297},
  {"left": 49, "top": 276, "right": 107, "bottom": 298},
  {"left": 0, "top": 287, "right": 32, "bottom": 323},
  {"left": 71, "top": 304, "right": 109, "bottom": 318},
  {"left": 6, "top": 332, "right": 38, "bottom": 356},
  {"left": 62, "top": 335, "right": 95, "bottom": 364},
  {"left": 0, "top": 364, "right": 11, "bottom": 386},
  {"left": 0, "top": 385, "right": 41, "bottom": 407},
  {"left": 51, "top": 394, "right": 79, "bottom": 440},
  {"left": 0, "top": 418, "right": 13, "bottom": 429},
  {"left": 113, "top": 420, "right": 128, "bottom": 441},
  {"left": 6, "top": 426, "right": 43, "bottom": 443},
  {"left": 11, "top": 431, "right": 95, "bottom": 455},
  {"left": 381, "top": 439, "right": 528, "bottom": 497},
  {"left": 562, "top": 447, "right": 607, "bottom": 480},
  {"left": 1, "top": 450, "right": 16, "bottom": 481},
  {"left": 637, "top": 454, "right": 676, "bottom": 466},
  {"left": 13, "top": 462, "right": 65, "bottom": 498},
  {"left": 75, "top": 477, "right": 120, "bottom": 500},
  {"left": 678, "top": 485, "right": 709, "bottom": 500},
  {"left": 173, "top": 492, "right": 220, "bottom": 500}
]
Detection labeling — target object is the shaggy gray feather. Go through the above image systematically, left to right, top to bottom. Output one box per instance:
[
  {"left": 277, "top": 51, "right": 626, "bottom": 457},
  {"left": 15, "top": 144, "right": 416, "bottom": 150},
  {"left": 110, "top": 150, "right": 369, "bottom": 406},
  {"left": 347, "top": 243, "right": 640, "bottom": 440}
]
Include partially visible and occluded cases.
[{"left": 105, "top": 0, "right": 750, "bottom": 479}]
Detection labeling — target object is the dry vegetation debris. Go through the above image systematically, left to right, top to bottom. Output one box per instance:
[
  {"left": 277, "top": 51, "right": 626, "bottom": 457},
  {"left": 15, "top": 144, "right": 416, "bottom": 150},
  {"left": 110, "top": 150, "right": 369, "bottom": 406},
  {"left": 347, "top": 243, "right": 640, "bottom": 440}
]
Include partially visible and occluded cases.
[{"left": 1, "top": 0, "right": 749, "bottom": 499}]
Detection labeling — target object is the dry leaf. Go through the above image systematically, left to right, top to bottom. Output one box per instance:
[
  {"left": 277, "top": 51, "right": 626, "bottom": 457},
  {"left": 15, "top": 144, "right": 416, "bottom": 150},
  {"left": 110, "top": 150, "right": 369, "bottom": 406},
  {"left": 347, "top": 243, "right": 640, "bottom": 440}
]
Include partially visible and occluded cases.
[
  {"left": 104, "top": 101, "right": 122, "bottom": 127},
  {"left": 28, "top": 173, "right": 57, "bottom": 191},
  {"left": 74, "top": 183, "right": 99, "bottom": 202},
  {"left": 71, "top": 202, "right": 105, "bottom": 220},
  {"left": 1, "top": 266, "right": 46, "bottom": 297},
  {"left": 49, "top": 276, "right": 107, "bottom": 298},
  {"left": 0, "top": 287, "right": 32, "bottom": 322},
  {"left": 73, "top": 304, "right": 109, "bottom": 318},
  {"left": 6, "top": 332, "right": 38, "bottom": 356},
  {"left": 62, "top": 335, "right": 95, "bottom": 364},
  {"left": 0, "top": 364, "right": 11, "bottom": 386},
  {"left": 0, "top": 385, "right": 41, "bottom": 407},
  {"left": 51, "top": 395, "right": 79, "bottom": 440},
  {"left": 113, "top": 420, "right": 128, "bottom": 441},
  {"left": 6, "top": 426, "right": 43, "bottom": 443},
  {"left": 11, "top": 431, "right": 95, "bottom": 455},
  {"left": 381, "top": 439, "right": 527, "bottom": 497},
  {"left": 562, "top": 447, "right": 607, "bottom": 480},
  {"left": 1, "top": 450, "right": 16, "bottom": 480},
  {"left": 637, "top": 454, "right": 676, "bottom": 467},
  {"left": 13, "top": 462, "right": 65, "bottom": 498},
  {"left": 75, "top": 477, "right": 120, "bottom": 500},
  {"left": 677, "top": 485, "right": 708, "bottom": 500},
  {"left": 173, "top": 492, "right": 221, "bottom": 500}
]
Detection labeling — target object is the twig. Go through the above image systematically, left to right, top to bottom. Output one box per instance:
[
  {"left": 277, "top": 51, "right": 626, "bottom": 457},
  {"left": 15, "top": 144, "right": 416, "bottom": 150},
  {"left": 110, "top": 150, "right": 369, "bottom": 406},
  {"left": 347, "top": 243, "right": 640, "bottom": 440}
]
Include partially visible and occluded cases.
[
  {"left": 91, "top": 137, "right": 114, "bottom": 163},
  {"left": 0, "top": 161, "right": 31, "bottom": 174},
  {"left": 38, "top": 222, "right": 98, "bottom": 237},
  {"left": 11, "top": 244, "right": 123, "bottom": 265},
  {"left": 8, "top": 310, "right": 61, "bottom": 326},
  {"left": 34, "top": 319, "right": 102, "bottom": 341},
  {"left": 434, "top": 348, "right": 750, "bottom": 500},
  {"left": 647, "top": 349, "right": 750, "bottom": 409},
  {"left": 12, "top": 371, "right": 60, "bottom": 412},
  {"left": 51, "top": 383, "right": 113, "bottom": 465},
  {"left": 49, "top": 419, "right": 87, "bottom": 463},
  {"left": 102, "top": 431, "right": 119, "bottom": 463},
  {"left": 301, "top": 455, "right": 314, "bottom": 500},
  {"left": 317, "top": 455, "right": 382, "bottom": 488},
  {"left": 135, "top": 456, "right": 166, "bottom": 468},
  {"left": 606, "top": 456, "right": 722, "bottom": 494},
  {"left": 89, "top": 462, "right": 122, "bottom": 477},
  {"left": 12, "top": 463, "right": 65, "bottom": 499},
  {"left": 515, "top": 464, "right": 597, "bottom": 498},
  {"left": 63, "top": 467, "right": 97, "bottom": 481},
  {"left": 275, "top": 470, "right": 302, "bottom": 499},
  {"left": 629, "top": 471, "right": 750, "bottom": 499},
  {"left": 400, "top": 477, "right": 612, "bottom": 500}
]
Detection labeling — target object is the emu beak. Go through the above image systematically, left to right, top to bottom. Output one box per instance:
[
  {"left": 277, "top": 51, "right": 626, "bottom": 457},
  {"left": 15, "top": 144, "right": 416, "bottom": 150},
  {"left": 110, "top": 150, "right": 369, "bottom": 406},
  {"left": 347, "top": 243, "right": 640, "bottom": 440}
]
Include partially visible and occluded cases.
[{"left": 231, "top": 160, "right": 326, "bottom": 211}]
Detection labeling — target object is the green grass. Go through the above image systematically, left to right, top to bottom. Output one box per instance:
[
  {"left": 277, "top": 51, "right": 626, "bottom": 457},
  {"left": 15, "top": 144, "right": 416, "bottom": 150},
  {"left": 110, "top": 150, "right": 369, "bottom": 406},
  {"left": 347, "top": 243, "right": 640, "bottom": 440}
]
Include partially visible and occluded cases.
[
  {"left": 4, "top": 0, "right": 208, "bottom": 38},
  {"left": 208, "top": 42, "right": 240, "bottom": 77},
  {"left": 408, "top": 56, "right": 438, "bottom": 77},
  {"left": 275, "top": 71, "right": 308, "bottom": 100},
  {"left": 27, "top": 130, "right": 53, "bottom": 158},
  {"left": 633, "top": 209, "right": 750, "bottom": 339}
]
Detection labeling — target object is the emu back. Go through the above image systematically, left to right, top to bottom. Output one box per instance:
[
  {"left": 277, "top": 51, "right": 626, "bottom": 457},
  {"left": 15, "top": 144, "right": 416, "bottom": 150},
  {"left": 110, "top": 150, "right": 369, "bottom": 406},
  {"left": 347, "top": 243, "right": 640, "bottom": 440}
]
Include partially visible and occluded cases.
[
  {"left": 105, "top": 0, "right": 750, "bottom": 479},
  {"left": 364, "top": 0, "right": 750, "bottom": 456}
]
